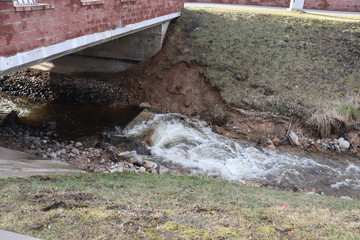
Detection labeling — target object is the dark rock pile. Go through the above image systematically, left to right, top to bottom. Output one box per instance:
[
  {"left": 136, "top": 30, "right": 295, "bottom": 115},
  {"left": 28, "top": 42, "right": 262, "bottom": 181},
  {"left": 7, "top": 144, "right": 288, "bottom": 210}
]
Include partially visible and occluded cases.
[
  {"left": 0, "top": 69, "right": 128, "bottom": 106},
  {"left": 0, "top": 111, "right": 169, "bottom": 174}
]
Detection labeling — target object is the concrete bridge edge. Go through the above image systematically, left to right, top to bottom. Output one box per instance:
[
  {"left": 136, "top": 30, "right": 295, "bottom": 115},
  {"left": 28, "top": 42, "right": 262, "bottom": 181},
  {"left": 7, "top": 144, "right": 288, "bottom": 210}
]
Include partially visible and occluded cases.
[{"left": 0, "top": 12, "right": 181, "bottom": 76}]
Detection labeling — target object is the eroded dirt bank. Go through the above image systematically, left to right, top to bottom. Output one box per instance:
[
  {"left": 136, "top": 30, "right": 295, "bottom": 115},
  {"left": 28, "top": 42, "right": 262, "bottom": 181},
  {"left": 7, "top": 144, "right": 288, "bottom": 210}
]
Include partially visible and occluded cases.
[{"left": 2, "top": 33, "right": 360, "bottom": 155}]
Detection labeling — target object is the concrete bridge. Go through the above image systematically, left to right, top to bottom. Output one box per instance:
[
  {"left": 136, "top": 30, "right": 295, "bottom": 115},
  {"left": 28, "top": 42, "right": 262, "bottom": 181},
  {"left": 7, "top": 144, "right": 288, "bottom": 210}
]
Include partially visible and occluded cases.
[{"left": 0, "top": 0, "right": 184, "bottom": 76}]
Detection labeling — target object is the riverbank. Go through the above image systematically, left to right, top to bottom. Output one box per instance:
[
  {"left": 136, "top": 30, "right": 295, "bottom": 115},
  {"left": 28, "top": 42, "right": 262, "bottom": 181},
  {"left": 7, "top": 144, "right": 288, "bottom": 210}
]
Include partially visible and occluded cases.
[
  {"left": 2, "top": 7, "right": 360, "bottom": 152},
  {"left": 109, "top": 7, "right": 360, "bottom": 149},
  {"left": 1, "top": 172, "right": 359, "bottom": 239}
]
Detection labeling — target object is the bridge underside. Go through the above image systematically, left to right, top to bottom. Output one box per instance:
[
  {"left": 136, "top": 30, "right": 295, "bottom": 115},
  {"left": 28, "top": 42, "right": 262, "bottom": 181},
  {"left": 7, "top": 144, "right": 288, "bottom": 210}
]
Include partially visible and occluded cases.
[
  {"left": 0, "top": 13, "right": 179, "bottom": 76},
  {"left": 31, "top": 22, "right": 170, "bottom": 75}
]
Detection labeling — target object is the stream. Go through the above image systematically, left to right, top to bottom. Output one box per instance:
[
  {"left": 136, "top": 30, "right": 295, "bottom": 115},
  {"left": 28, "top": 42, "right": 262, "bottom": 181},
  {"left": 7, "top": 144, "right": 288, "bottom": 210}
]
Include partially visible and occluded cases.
[
  {"left": 0, "top": 93, "right": 141, "bottom": 139},
  {"left": 1, "top": 94, "right": 360, "bottom": 199},
  {"left": 113, "top": 114, "right": 360, "bottom": 199}
]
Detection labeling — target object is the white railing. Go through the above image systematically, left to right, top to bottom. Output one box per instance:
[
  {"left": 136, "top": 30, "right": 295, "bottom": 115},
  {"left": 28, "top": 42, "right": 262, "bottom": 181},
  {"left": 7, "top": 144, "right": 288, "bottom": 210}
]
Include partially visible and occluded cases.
[
  {"left": 13, "top": 0, "right": 37, "bottom": 5},
  {"left": 289, "top": 0, "right": 304, "bottom": 10}
]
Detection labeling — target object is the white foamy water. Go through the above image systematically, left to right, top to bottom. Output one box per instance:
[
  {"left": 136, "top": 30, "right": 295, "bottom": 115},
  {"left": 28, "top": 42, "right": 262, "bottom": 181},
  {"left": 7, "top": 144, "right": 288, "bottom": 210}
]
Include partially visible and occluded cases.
[
  {"left": 0, "top": 97, "right": 33, "bottom": 117},
  {"left": 120, "top": 114, "right": 360, "bottom": 197}
]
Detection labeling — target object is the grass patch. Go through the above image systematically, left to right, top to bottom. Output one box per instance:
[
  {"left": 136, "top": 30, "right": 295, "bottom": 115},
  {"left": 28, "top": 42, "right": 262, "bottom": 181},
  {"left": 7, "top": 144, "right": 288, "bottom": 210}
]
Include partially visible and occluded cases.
[
  {"left": 170, "top": 8, "right": 360, "bottom": 136},
  {"left": 336, "top": 104, "right": 360, "bottom": 122},
  {"left": 0, "top": 173, "right": 359, "bottom": 239}
]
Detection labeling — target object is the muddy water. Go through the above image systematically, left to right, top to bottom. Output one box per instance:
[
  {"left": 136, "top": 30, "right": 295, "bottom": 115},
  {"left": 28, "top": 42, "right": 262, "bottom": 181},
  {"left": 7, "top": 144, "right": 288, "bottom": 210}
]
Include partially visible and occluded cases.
[
  {"left": 0, "top": 93, "right": 141, "bottom": 139},
  {"left": 115, "top": 114, "right": 360, "bottom": 199}
]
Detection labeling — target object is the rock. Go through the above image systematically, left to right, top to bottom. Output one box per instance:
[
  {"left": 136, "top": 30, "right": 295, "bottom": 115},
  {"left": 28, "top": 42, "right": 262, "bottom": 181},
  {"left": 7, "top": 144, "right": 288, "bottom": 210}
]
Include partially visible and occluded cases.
[
  {"left": 139, "top": 102, "right": 152, "bottom": 109},
  {"left": 201, "top": 105, "right": 227, "bottom": 126},
  {"left": 0, "top": 110, "right": 20, "bottom": 126},
  {"left": 124, "top": 110, "right": 155, "bottom": 133},
  {"left": 212, "top": 125, "right": 224, "bottom": 135},
  {"left": 288, "top": 130, "right": 300, "bottom": 146},
  {"left": 348, "top": 130, "right": 360, "bottom": 148},
  {"left": 224, "top": 131, "right": 243, "bottom": 140},
  {"left": 338, "top": 137, "right": 350, "bottom": 149},
  {"left": 145, "top": 138, "right": 154, "bottom": 147},
  {"left": 272, "top": 138, "right": 281, "bottom": 146},
  {"left": 266, "top": 139, "right": 273, "bottom": 145},
  {"left": 133, "top": 141, "right": 151, "bottom": 155},
  {"left": 75, "top": 142, "right": 83, "bottom": 148},
  {"left": 229, "top": 142, "right": 238, "bottom": 151},
  {"left": 321, "top": 143, "right": 331, "bottom": 150},
  {"left": 65, "top": 144, "right": 73, "bottom": 151},
  {"left": 266, "top": 144, "right": 276, "bottom": 150},
  {"left": 335, "top": 144, "right": 341, "bottom": 152},
  {"left": 107, "top": 145, "right": 117, "bottom": 153},
  {"left": 315, "top": 146, "right": 324, "bottom": 152},
  {"left": 116, "top": 147, "right": 127, "bottom": 154},
  {"left": 71, "top": 148, "right": 80, "bottom": 154},
  {"left": 350, "top": 148, "right": 358, "bottom": 154},
  {"left": 56, "top": 149, "right": 67, "bottom": 156},
  {"left": 49, "top": 152, "right": 57, "bottom": 159},
  {"left": 132, "top": 156, "right": 144, "bottom": 166},
  {"left": 143, "top": 160, "right": 157, "bottom": 169},
  {"left": 118, "top": 162, "right": 125, "bottom": 168},
  {"left": 109, "top": 166, "right": 124, "bottom": 173},
  {"left": 139, "top": 166, "right": 146, "bottom": 173},
  {"left": 158, "top": 166, "right": 170, "bottom": 175},
  {"left": 305, "top": 192, "right": 320, "bottom": 196},
  {"left": 340, "top": 196, "right": 353, "bottom": 200}
]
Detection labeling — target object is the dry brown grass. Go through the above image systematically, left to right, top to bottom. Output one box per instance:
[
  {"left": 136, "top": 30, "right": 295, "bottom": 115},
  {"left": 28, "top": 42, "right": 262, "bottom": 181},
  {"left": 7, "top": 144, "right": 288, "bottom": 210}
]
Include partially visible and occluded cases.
[
  {"left": 171, "top": 8, "right": 360, "bottom": 137},
  {"left": 306, "top": 106, "right": 344, "bottom": 137},
  {"left": 0, "top": 173, "right": 360, "bottom": 239}
]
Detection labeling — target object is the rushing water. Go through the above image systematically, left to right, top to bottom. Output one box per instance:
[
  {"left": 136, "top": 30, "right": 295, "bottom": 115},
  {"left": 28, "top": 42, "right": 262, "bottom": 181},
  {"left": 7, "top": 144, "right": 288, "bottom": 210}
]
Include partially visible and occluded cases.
[
  {"left": 1, "top": 94, "right": 360, "bottom": 198},
  {"left": 115, "top": 114, "right": 360, "bottom": 199}
]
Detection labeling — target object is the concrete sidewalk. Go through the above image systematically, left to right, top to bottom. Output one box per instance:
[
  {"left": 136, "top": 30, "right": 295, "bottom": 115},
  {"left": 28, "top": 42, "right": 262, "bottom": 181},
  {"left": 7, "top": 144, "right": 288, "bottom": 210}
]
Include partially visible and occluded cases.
[
  {"left": 184, "top": 2, "right": 360, "bottom": 17},
  {"left": 0, "top": 147, "right": 85, "bottom": 179},
  {"left": 0, "top": 230, "right": 41, "bottom": 240}
]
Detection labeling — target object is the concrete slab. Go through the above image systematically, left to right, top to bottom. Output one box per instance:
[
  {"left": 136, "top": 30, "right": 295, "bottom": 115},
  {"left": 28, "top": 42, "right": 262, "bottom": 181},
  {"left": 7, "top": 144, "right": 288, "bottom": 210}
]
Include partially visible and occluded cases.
[
  {"left": 184, "top": 2, "right": 360, "bottom": 17},
  {"left": 304, "top": 9, "right": 360, "bottom": 16},
  {"left": 31, "top": 55, "right": 136, "bottom": 75},
  {"left": 0, "top": 147, "right": 85, "bottom": 179},
  {"left": 0, "top": 230, "right": 41, "bottom": 240}
]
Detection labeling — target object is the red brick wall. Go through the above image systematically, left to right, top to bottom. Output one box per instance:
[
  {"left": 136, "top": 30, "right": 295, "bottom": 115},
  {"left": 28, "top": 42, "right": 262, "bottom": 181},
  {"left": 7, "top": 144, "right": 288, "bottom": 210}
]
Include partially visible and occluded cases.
[
  {"left": 0, "top": 0, "right": 184, "bottom": 57},
  {"left": 187, "top": 0, "right": 360, "bottom": 11},
  {"left": 304, "top": 0, "right": 359, "bottom": 11}
]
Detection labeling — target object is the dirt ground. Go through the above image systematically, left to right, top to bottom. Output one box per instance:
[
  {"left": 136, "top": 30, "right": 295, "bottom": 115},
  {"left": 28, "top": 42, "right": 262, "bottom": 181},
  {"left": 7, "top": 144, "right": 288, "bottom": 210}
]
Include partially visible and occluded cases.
[{"left": 99, "top": 26, "right": 308, "bottom": 146}]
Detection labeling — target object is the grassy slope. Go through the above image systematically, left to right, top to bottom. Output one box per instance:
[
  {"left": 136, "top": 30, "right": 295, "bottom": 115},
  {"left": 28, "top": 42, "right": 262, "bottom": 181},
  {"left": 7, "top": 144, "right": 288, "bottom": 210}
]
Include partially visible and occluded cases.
[
  {"left": 170, "top": 8, "right": 360, "bottom": 136},
  {"left": 0, "top": 173, "right": 359, "bottom": 239}
]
